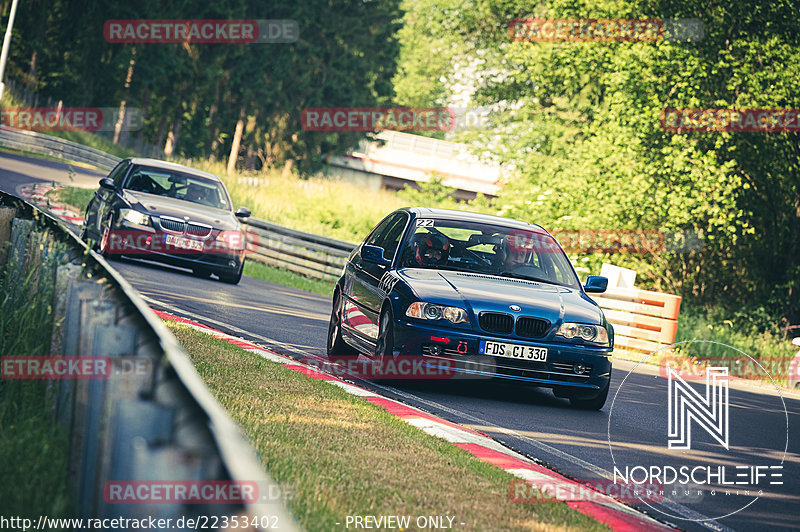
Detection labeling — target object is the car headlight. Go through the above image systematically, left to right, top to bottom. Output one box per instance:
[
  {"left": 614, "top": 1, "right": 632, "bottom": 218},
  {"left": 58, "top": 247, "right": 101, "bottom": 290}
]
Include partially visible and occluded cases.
[
  {"left": 120, "top": 208, "right": 151, "bottom": 226},
  {"left": 215, "top": 230, "right": 246, "bottom": 250},
  {"left": 406, "top": 302, "right": 469, "bottom": 324},
  {"left": 556, "top": 322, "right": 609, "bottom": 346}
]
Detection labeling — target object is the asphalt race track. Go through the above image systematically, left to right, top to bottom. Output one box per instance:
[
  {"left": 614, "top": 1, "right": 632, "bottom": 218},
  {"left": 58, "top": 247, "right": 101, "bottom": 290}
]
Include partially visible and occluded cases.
[{"left": 3, "top": 151, "right": 799, "bottom": 532}]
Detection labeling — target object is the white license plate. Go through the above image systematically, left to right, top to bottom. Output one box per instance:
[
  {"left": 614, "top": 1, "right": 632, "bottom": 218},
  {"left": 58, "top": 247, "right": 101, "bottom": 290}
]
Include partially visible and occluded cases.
[
  {"left": 164, "top": 234, "right": 204, "bottom": 251},
  {"left": 479, "top": 340, "right": 548, "bottom": 361}
]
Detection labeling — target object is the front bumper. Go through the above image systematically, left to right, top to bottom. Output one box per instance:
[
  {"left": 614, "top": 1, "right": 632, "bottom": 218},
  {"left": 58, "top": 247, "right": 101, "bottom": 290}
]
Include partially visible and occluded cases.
[
  {"left": 108, "top": 225, "right": 245, "bottom": 273},
  {"left": 392, "top": 318, "right": 612, "bottom": 390}
]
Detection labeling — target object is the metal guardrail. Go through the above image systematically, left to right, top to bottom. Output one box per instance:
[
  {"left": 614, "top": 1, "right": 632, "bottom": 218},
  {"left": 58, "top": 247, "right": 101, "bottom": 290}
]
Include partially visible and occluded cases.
[
  {"left": 0, "top": 126, "right": 122, "bottom": 170},
  {"left": 1, "top": 128, "right": 357, "bottom": 283},
  {"left": 0, "top": 190, "right": 299, "bottom": 530},
  {"left": 245, "top": 219, "right": 355, "bottom": 283}
]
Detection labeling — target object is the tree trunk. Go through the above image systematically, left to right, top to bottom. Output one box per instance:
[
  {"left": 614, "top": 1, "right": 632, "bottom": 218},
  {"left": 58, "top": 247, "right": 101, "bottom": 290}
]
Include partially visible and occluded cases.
[
  {"left": 113, "top": 47, "right": 136, "bottom": 145},
  {"left": 163, "top": 96, "right": 185, "bottom": 157},
  {"left": 227, "top": 107, "right": 246, "bottom": 174},
  {"left": 281, "top": 159, "right": 294, "bottom": 179}
]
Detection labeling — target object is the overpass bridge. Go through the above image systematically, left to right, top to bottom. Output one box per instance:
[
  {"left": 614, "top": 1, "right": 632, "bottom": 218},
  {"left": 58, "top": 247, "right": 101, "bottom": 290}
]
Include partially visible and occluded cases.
[{"left": 326, "top": 130, "right": 503, "bottom": 200}]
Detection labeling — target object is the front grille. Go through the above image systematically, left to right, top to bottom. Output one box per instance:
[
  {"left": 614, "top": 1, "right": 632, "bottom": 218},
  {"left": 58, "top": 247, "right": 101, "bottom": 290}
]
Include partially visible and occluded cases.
[
  {"left": 159, "top": 217, "right": 185, "bottom": 233},
  {"left": 186, "top": 223, "right": 212, "bottom": 238},
  {"left": 479, "top": 312, "right": 514, "bottom": 334},
  {"left": 516, "top": 317, "right": 550, "bottom": 338}
]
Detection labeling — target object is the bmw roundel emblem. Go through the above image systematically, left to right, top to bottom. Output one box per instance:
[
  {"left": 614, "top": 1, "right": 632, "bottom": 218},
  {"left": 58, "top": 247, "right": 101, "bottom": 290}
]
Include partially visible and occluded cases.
[{"left": 510, "top": 305, "right": 521, "bottom": 312}]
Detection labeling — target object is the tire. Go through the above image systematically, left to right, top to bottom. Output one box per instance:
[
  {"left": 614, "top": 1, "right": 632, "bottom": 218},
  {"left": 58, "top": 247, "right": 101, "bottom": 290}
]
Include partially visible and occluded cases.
[
  {"left": 98, "top": 216, "right": 115, "bottom": 259},
  {"left": 80, "top": 226, "right": 92, "bottom": 246},
  {"left": 218, "top": 256, "right": 245, "bottom": 284},
  {"left": 192, "top": 267, "right": 212, "bottom": 279},
  {"left": 218, "top": 267, "right": 243, "bottom": 284},
  {"left": 327, "top": 290, "right": 358, "bottom": 363},
  {"left": 373, "top": 305, "right": 395, "bottom": 379},
  {"left": 569, "top": 381, "right": 610, "bottom": 410}
]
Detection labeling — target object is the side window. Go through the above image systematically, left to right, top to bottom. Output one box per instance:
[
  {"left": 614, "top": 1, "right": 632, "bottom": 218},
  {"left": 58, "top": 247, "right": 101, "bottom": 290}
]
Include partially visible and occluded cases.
[
  {"left": 109, "top": 160, "right": 130, "bottom": 187},
  {"left": 366, "top": 212, "right": 408, "bottom": 261},
  {"left": 378, "top": 214, "right": 408, "bottom": 261}
]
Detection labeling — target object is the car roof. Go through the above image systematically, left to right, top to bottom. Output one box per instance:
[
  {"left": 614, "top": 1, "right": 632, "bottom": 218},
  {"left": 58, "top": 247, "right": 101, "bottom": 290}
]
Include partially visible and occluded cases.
[
  {"left": 126, "top": 158, "right": 222, "bottom": 181},
  {"left": 403, "top": 207, "right": 549, "bottom": 234}
]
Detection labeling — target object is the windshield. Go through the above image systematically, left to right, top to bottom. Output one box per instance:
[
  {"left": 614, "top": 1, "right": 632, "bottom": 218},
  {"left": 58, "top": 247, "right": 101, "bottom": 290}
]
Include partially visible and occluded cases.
[
  {"left": 123, "top": 166, "right": 231, "bottom": 210},
  {"left": 401, "top": 218, "right": 581, "bottom": 288}
]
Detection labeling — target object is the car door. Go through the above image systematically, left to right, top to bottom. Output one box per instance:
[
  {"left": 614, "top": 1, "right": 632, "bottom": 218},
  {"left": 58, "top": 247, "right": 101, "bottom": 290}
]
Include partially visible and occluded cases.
[{"left": 345, "top": 212, "right": 409, "bottom": 342}]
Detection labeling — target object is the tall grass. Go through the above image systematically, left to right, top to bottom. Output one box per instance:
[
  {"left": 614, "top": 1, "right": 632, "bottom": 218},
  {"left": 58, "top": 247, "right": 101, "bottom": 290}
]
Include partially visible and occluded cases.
[
  {"left": 190, "top": 160, "right": 411, "bottom": 243},
  {"left": 0, "top": 222, "right": 74, "bottom": 520},
  {"left": 665, "top": 306, "right": 798, "bottom": 386}
]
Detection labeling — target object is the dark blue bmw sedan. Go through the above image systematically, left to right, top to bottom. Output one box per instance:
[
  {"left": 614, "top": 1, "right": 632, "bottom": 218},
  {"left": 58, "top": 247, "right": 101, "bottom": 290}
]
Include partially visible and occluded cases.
[{"left": 327, "top": 207, "right": 613, "bottom": 409}]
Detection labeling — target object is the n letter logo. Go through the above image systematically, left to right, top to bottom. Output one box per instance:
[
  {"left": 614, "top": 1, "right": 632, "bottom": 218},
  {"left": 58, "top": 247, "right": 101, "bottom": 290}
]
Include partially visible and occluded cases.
[{"left": 667, "top": 367, "right": 729, "bottom": 450}]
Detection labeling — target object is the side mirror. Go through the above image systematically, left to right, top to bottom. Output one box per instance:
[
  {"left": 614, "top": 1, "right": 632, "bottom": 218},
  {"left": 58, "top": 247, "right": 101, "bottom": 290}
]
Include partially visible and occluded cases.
[
  {"left": 99, "top": 177, "right": 116, "bottom": 190},
  {"left": 235, "top": 207, "right": 251, "bottom": 219},
  {"left": 361, "top": 245, "right": 391, "bottom": 267},
  {"left": 584, "top": 275, "right": 608, "bottom": 293}
]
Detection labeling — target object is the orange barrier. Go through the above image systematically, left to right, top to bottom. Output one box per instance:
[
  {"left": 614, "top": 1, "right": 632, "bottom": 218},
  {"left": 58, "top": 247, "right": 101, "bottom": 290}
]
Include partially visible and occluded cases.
[{"left": 589, "top": 287, "right": 681, "bottom": 356}]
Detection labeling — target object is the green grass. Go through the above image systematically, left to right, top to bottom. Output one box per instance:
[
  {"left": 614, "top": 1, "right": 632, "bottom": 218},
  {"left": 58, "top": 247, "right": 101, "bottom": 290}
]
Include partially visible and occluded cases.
[
  {"left": 45, "top": 130, "right": 138, "bottom": 160},
  {"left": 45, "top": 186, "right": 95, "bottom": 212},
  {"left": 243, "top": 260, "right": 334, "bottom": 296},
  {"left": 613, "top": 305, "right": 798, "bottom": 386},
  {"left": 669, "top": 309, "right": 797, "bottom": 385},
  {"left": 166, "top": 321, "right": 610, "bottom": 532}
]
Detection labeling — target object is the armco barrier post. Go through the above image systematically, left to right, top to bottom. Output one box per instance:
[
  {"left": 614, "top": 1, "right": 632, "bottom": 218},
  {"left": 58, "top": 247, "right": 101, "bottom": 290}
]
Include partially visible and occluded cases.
[{"left": 0, "top": 207, "right": 15, "bottom": 263}]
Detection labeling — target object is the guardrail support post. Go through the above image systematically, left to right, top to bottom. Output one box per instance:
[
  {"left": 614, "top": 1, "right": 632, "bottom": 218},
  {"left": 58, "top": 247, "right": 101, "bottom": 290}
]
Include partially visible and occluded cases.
[{"left": 0, "top": 207, "right": 15, "bottom": 264}]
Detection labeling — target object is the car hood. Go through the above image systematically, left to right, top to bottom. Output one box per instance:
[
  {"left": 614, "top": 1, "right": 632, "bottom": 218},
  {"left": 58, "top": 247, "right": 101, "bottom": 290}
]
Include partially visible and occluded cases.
[
  {"left": 123, "top": 191, "right": 239, "bottom": 230},
  {"left": 397, "top": 268, "right": 603, "bottom": 325}
]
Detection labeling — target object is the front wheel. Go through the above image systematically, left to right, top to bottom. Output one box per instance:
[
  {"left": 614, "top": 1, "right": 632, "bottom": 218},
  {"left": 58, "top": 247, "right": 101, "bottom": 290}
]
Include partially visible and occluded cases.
[
  {"left": 98, "top": 216, "right": 116, "bottom": 259},
  {"left": 218, "top": 267, "right": 243, "bottom": 284},
  {"left": 327, "top": 290, "right": 358, "bottom": 363},
  {"left": 373, "top": 305, "right": 396, "bottom": 380},
  {"left": 569, "top": 381, "right": 610, "bottom": 410}
]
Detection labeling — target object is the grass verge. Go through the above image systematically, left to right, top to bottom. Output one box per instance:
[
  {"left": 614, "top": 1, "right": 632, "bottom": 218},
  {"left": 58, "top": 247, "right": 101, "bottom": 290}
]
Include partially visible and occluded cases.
[
  {"left": 45, "top": 186, "right": 95, "bottom": 213},
  {"left": 0, "top": 230, "right": 73, "bottom": 521},
  {"left": 243, "top": 260, "right": 334, "bottom": 297},
  {"left": 166, "top": 321, "right": 610, "bottom": 532}
]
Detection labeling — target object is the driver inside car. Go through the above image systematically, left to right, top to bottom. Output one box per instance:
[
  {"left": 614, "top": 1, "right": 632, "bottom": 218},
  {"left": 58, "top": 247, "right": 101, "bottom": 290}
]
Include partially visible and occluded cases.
[
  {"left": 185, "top": 183, "right": 207, "bottom": 204},
  {"left": 409, "top": 233, "right": 450, "bottom": 267},
  {"left": 497, "top": 235, "right": 531, "bottom": 272}
]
